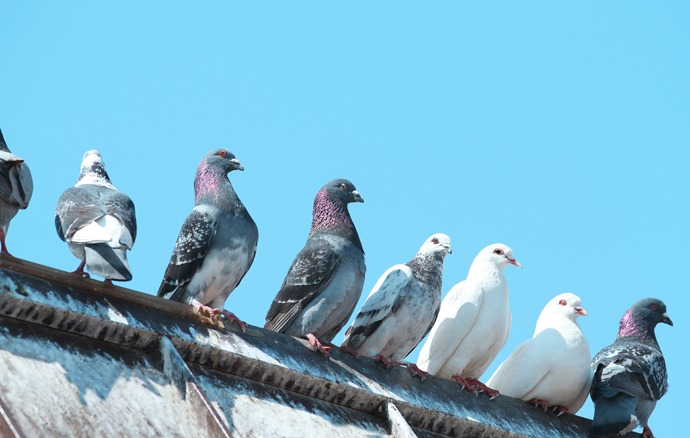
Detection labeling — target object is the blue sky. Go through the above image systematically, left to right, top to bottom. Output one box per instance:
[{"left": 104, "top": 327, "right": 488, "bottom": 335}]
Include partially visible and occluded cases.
[{"left": 2, "top": 2, "right": 688, "bottom": 435}]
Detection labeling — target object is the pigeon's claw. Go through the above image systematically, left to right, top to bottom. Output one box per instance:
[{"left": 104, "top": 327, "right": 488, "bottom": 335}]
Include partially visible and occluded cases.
[
  {"left": 71, "top": 260, "right": 90, "bottom": 278},
  {"left": 192, "top": 300, "right": 221, "bottom": 320},
  {"left": 222, "top": 310, "right": 247, "bottom": 332},
  {"left": 306, "top": 333, "right": 331, "bottom": 357},
  {"left": 323, "top": 342, "right": 360, "bottom": 358},
  {"left": 374, "top": 354, "right": 395, "bottom": 369},
  {"left": 405, "top": 363, "right": 429, "bottom": 381},
  {"left": 451, "top": 375, "right": 479, "bottom": 396},
  {"left": 466, "top": 378, "right": 499, "bottom": 400},
  {"left": 529, "top": 398, "right": 548, "bottom": 412},
  {"left": 551, "top": 405, "right": 568, "bottom": 416},
  {"left": 642, "top": 426, "right": 654, "bottom": 438}
]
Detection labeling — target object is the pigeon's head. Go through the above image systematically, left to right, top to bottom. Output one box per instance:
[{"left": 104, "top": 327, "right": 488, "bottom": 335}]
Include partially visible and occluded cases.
[
  {"left": 203, "top": 148, "right": 244, "bottom": 173},
  {"left": 77, "top": 150, "right": 113, "bottom": 187},
  {"left": 321, "top": 179, "right": 364, "bottom": 204},
  {"left": 418, "top": 233, "right": 452, "bottom": 258},
  {"left": 477, "top": 244, "right": 521, "bottom": 270},
  {"left": 545, "top": 293, "right": 587, "bottom": 321},
  {"left": 630, "top": 298, "right": 673, "bottom": 327}
]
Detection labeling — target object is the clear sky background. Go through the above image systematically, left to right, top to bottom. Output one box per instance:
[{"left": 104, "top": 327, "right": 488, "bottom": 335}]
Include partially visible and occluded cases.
[{"left": 2, "top": 2, "right": 688, "bottom": 435}]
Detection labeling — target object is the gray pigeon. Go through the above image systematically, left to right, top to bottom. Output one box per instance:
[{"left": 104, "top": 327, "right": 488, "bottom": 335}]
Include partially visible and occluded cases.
[
  {"left": 0, "top": 129, "right": 33, "bottom": 256},
  {"left": 157, "top": 148, "right": 258, "bottom": 330},
  {"left": 55, "top": 150, "right": 136, "bottom": 282},
  {"left": 264, "top": 179, "right": 365, "bottom": 356},
  {"left": 342, "top": 233, "right": 451, "bottom": 378},
  {"left": 590, "top": 298, "right": 672, "bottom": 438}
]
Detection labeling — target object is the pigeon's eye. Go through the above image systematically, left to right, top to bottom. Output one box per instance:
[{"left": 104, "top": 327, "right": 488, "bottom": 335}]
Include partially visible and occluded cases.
[
  {"left": 219, "top": 151, "right": 226, "bottom": 158},
  {"left": 339, "top": 183, "right": 347, "bottom": 190},
  {"left": 432, "top": 238, "right": 439, "bottom": 244},
  {"left": 494, "top": 248, "right": 503, "bottom": 255},
  {"left": 559, "top": 300, "right": 567, "bottom": 306},
  {"left": 651, "top": 304, "right": 658, "bottom": 311}
]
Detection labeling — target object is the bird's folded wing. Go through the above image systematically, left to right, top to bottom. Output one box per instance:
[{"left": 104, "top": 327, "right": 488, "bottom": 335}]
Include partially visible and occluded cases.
[
  {"left": 104, "top": 191, "right": 137, "bottom": 246},
  {"left": 157, "top": 206, "right": 219, "bottom": 300},
  {"left": 264, "top": 237, "right": 340, "bottom": 332},
  {"left": 343, "top": 266, "right": 412, "bottom": 350},
  {"left": 417, "top": 280, "right": 483, "bottom": 375},
  {"left": 487, "top": 338, "right": 549, "bottom": 398},
  {"left": 599, "top": 345, "right": 666, "bottom": 400}
]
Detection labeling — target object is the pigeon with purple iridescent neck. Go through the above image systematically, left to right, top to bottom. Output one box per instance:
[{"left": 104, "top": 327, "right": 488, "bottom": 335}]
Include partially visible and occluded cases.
[
  {"left": 0, "top": 129, "right": 33, "bottom": 256},
  {"left": 157, "top": 148, "right": 258, "bottom": 330},
  {"left": 265, "top": 179, "right": 365, "bottom": 356},
  {"left": 342, "top": 233, "right": 451, "bottom": 379},
  {"left": 590, "top": 298, "right": 672, "bottom": 438}
]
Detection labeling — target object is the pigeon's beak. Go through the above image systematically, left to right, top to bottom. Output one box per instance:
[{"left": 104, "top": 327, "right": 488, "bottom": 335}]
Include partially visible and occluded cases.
[
  {"left": 230, "top": 158, "right": 244, "bottom": 171},
  {"left": 352, "top": 190, "right": 364, "bottom": 203},
  {"left": 444, "top": 245, "right": 452, "bottom": 254},
  {"left": 506, "top": 256, "right": 522, "bottom": 269},
  {"left": 575, "top": 307, "right": 588, "bottom": 316},
  {"left": 662, "top": 312, "right": 673, "bottom": 326}
]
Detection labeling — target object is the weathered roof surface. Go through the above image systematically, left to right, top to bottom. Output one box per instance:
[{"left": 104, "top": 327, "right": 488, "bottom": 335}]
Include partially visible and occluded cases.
[{"left": 0, "top": 256, "right": 637, "bottom": 438}]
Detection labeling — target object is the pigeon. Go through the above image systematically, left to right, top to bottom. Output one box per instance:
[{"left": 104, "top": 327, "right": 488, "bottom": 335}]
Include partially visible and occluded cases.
[
  {"left": 0, "top": 129, "right": 33, "bottom": 256},
  {"left": 157, "top": 148, "right": 258, "bottom": 330},
  {"left": 55, "top": 150, "right": 136, "bottom": 283},
  {"left": 265, "top": 179, "right": 365, "bottom": 356},
  {"left": 342, "top": 233, "right": 451, "bottom": 378},
  {"left": 416, "top": 243, "right": 521, "bottom": 398},
  {"left": 486, "top": 293, "right": 592, "bottom": 415},
  {"left": 590, "top": 298, "right": 672, "bottom": 438}
]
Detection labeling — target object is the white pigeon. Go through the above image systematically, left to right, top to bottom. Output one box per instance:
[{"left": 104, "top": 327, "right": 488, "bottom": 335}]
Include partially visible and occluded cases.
[
  {"left": 341, "top": 233, "right": 452, "bottom": 378},
  {"left": 417, "top": 243, "right": 521, "bottom": 398},
  {"left": 486, "top": 293, "right": 593, "bottom": 415}
]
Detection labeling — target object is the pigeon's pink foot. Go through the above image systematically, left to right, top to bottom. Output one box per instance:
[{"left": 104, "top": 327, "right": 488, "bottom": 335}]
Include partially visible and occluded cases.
[
  {"left": 0, "top": 230, "right": 12, "bottom": 257},
  {"left": 71, "top": 260, "right": 90, "bottom": 278},
  {"left": 103, "top": 279, "right": 113, "bottom": 285},
  {"left": 192, "top": 300, "right": 221, "bottom": 320},
  {"left": 222, "top": 310, "right": 247, "bottom": 332},
  {"left": 306, "top": 333, "right": 331, "bottom": 357},
  {"left": 324, "top": 342, "right": 360, "bottom": 358},
  {"left": 374, "top": 353, "right": 395, "bottom": 369},
  {"left": 405, "top": 363, "right": 429, "bottom": 381},
  {"left": 451, "top": 375, "right": 479, "bottom": 396},
  {"left": 466, "top": 378, "right": 499, "bottom": 400},
  {"left": 529, "top": 398, "right": 548, "bottom": 412},
  {"left": 551, "top": 405, "right": 568, "bottom": 416},
  {"left": 642, "top": 426, "right": 654, "bottom": 438}
]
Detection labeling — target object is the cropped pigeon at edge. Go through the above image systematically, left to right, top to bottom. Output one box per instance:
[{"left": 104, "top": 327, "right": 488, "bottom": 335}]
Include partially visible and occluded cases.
[
  {"left": 0, "top": 129, "right": 33, "bottom": 256},
  {"left": 157, "top": 148, "right": 258, "bottom": 326},
  {"left": 55, "top": 150, "right": 137, "bottom": 281},
  {"left": 264, "top": 178, "right": 366, "bottom": 344},
  {"left": 590, "top": 298, "right": 672, "bottom": 438}
]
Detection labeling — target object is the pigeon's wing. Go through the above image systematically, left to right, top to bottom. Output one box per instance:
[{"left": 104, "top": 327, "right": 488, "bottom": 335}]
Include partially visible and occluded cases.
[
  {"left": 0, "top": 152, "right": 32, "bottom": 209},
  {"left": 55, "top": 187, "right": 107, "bottom": 242},
  {"left": 104, "top": 190, "right": 137, "bottom": 247},
  {"left": 157, "top": 206, "right": 219, "bottom": 301},
  {"left": 264, "top": 237, "right": 340, "bottom": 333},
  {"left": 342, "top": 266, "right": 412, "bottom": 351},
  {"left": 417, "top": 280, "right": 484, "bottom": 375},
  {"left": 486, "top": 337, "right": 550, "bottom": 399},
  {"left": 593, "top": 342, "right": 667, "bottom": 401}
]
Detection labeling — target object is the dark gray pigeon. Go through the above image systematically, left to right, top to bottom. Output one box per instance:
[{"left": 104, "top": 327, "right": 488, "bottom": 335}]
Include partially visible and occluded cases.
[
  {"left": 0, "top": 129, "right": 33, "bottom": 256},
  {"left": 157, "top": 148, "right": 258, "bottom": 331},
  {"left": 55, "top": 150, "right": 136, "bottom": 283},
  {"left": 264, "top": 179, "right": 365, "bottom": 356},
  {"left": 342, "top": 233, "right": 451, "bottom": 378},
  {"left": 590, "top": 298, "right": 672, "bottom": 438}
]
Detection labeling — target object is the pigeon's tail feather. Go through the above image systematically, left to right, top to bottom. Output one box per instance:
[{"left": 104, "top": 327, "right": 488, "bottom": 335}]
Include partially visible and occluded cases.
[
  {"left": 85, "top": 244, "right": 132, "bottom": 281},
  {"left": 590, "top": 393, "right": 638, "bottom": 436}
]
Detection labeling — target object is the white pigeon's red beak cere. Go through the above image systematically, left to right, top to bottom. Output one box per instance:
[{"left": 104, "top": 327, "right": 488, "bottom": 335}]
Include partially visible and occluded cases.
[
  {"left": 506, "top": 256, "right": 522, "bottom": 269},
  {"left": 575, "top": 307, "right": 588, "bottom": 316}
]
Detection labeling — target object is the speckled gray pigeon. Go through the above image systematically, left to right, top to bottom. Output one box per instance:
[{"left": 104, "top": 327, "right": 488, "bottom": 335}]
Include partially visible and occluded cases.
[
  {"left": 0, "top": 129, "right": 33, "bottom": 256},
  {"left": 157, "top": 148, "right": 258, "bottom": 330},
  {"left": 55, "top": 150, "right": 136, "bottom": 283},
  {"left": 264, "top": 179, "right": 365, "bottom": 356},
  {"left": 342, "top": 233, "right": 451, "bottom": 378},
  {"left": 590, "top": 298, "right": 672, "bottom": 438}
]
